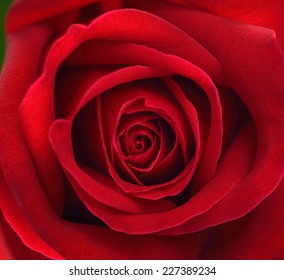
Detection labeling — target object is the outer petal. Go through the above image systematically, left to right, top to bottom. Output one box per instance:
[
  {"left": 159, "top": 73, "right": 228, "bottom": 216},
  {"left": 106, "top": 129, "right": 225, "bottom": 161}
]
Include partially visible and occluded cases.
[
  {"left": 6, "top": 0, "right": 122, "bottom": 34},
  {"left": 165, "top": 0, "right": 284, "bottom": 51},
  {"left": 0, "top": 24, "right": 66, "bottom": 258},
  {"left": 1, "top": 25, "right": 65, "bottom": 214},
  {"left": 0, "top": 166, "right": 210, "bottom": 259},
  {"left": 0, "top": 169, "right": 64, "bottom": 259},
  {"left": 200, "top": 179, "right": 284, "bottom": 259},
  {"left": 0, "top": 212, "right": 48, "bottom": 260},
  {"left": 0, "top": 214, "right": 13, "bottom": 260}
]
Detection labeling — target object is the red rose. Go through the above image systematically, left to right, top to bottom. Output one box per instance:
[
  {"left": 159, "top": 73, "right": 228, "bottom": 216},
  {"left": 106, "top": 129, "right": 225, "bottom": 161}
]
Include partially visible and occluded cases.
[{"left": 0, "top": 0, "right": 284, "bottom": 260}]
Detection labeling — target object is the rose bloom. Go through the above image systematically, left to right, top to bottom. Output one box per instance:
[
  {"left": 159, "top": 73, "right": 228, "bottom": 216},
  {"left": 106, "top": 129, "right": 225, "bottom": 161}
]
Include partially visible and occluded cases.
[{"left": 0, "top": 0, "right": 284, "bottom": 260}]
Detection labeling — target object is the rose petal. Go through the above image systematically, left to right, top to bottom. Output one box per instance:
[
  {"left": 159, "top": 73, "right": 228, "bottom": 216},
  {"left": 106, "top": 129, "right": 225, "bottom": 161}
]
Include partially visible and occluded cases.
[
  {"left": 6, "top": 0, "right": 113, "bottom": 33},
  {"left": 135, "top": 0, "right": 284, "bottom": 220},
  {"left": 165, "top": 0, "right": 284, "bottom": 51},
  {"left": 19, "top": 9, "right": 223, "bottom": 200},
  {"left": 64, "top": 9, "right": 224, "bottom": 84},
  {"left": 0, "top": 24, "right": 65, "bottom": 213},
  {"left": 69, "top": 44, "right": 222, "bottom": 198},
  {"left": 55, "top": 66, "right": 120, "bottom": 118},
  {"left": 97, "top": 79, "right": 192, "bottom": 184},
  {"left": 117, "top": 111, "right": 159, "bottom": 136},
  {"left": 49, "top": 119, "right": 176, "bottom": 213},
  {"left": 118, "top": 122, "right": 159, "bottom": 169},
  {"left": 62, "top": 123, "right": 255, "bottom": 234},
  {"left": 0, "top": 164, "right": 209, "bottom": 259},
  {"left": 0, "top": 169, "right": 64, "bottom": 259},
  {"left": 200, "top": 179, "right": 284, "bottom": 259},
  {"left": 0, "top": 212, "right": 48, "bottom": 260},
  {"left": 0, "top": 213, "right": 13, "bottom": 260}
]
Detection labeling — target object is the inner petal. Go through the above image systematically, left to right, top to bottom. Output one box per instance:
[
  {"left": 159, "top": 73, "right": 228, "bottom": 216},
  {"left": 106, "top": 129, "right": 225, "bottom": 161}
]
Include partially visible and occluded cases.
[
  {"left": 118, "top": 120, "right": 157, "bottom": 156},
  {"left": 132, "top": 134, "right": 152, "bottom": 154}
]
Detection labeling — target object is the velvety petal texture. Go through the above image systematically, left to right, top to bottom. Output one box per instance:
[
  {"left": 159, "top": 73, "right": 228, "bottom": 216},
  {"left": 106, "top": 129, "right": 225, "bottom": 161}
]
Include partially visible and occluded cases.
[{"left": 0, "top": 0, "right": 283, "bottom": 259}]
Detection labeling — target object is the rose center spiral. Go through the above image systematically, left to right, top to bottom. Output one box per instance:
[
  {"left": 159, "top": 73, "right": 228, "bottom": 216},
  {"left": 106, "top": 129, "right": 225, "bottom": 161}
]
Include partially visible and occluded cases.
[{"left": 133, "top": 134, "right": 151, "bottom": 154}]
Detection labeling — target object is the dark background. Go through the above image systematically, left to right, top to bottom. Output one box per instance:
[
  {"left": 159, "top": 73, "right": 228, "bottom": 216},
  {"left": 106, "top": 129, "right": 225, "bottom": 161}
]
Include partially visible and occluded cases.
[{"left": 1, "top": 0, "right": 13, "bottom": 69}]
